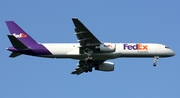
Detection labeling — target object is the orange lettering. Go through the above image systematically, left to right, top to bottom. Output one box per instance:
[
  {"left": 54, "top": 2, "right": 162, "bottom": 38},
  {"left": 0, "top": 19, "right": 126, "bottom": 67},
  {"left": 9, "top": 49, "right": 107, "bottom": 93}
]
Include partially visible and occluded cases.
[
  {"left": 138, "top": 44, "right": 142, "bottom": 50},
  {"left": 143, "top": 45, "right": 148, "bottom": 50}
]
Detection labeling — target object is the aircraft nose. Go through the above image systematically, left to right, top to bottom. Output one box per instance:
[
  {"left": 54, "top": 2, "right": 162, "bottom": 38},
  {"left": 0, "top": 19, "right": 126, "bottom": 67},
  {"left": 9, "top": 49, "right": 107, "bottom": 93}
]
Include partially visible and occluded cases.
[{"left": 169, "top": 49, "right": 175, "bottom": 56}]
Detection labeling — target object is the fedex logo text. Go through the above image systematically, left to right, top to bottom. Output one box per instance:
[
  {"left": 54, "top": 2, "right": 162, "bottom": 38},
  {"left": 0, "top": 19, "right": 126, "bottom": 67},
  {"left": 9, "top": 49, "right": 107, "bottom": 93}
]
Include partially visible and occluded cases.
[
  {"left": 13, "top": 33, "right": 27, "bottom": 38},
  {"left": 124, "top": 44, "right": 148, "bottom": 50}
]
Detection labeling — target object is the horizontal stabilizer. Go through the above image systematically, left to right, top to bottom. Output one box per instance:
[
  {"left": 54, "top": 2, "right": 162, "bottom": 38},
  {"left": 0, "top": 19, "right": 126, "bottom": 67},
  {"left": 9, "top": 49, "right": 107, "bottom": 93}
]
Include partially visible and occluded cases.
[
  {"left": 6, "top": 21, "right": 38, "bottom": 46},
  {"left": 7, "top": 35, "right": 28, "bottom": 49},
  {"left": 9, "top": 52, "right": 21, "bottom": 58}
]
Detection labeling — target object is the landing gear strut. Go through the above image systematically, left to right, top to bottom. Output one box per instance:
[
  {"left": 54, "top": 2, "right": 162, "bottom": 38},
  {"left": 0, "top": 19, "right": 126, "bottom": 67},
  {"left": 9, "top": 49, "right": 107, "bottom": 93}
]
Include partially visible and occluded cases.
[
  {"left": 84, "top": 48, "right": 94, "bottom": 72},
  {"left": 84, "top": 48, "right": 93, "bottom": 58},
  {"left": 153, "top": 56, "right": 159, "bottom": 67}
]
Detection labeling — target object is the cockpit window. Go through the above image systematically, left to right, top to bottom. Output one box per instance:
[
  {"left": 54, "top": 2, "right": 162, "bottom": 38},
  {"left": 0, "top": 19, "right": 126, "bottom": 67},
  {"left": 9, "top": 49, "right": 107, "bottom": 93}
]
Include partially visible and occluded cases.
[
  {"left": 104, "top": 45, "right": 108, "bottom": 47},
  {"left": 165, "top": 46, "right": 169, "bottom": 49}
]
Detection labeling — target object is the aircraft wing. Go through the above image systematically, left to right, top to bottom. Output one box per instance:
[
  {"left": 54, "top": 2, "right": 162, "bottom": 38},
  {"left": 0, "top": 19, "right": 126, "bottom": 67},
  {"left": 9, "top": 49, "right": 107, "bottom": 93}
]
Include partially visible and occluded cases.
[
  {"left": 72, "top": 18, "right": 101, "bottom": 53},
  {"left": 71, "top": 60, "right": 105, "bottom": 75}
]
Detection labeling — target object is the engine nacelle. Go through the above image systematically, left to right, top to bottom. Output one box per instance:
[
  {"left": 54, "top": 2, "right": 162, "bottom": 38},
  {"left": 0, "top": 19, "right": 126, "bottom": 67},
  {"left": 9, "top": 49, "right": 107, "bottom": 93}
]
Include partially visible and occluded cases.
[
  {"left": 95, "top": 43, "right": 116, "bottom": 52},
  {"left": 95, "top": 62, "right": 114, "bottom": 71}
]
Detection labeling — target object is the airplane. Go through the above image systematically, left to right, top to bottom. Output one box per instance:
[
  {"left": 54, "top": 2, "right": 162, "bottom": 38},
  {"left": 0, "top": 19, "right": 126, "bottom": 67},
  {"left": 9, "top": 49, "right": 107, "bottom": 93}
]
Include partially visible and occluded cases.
[{"left": 6, "top": 18, "right": 175, "bottom": 75}]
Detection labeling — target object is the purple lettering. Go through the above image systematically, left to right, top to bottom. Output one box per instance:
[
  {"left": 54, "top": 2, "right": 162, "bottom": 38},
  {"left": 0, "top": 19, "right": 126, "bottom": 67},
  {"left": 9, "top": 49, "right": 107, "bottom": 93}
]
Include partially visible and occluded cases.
[
  {"left": 124, "top": 44, "right": 138, "bottom": 50},
  {"left": 124, "top": 44, "right": 128, "bottom": 50},
  {"left": 128, "top": 45, "right": 132, "bottom": 50}
]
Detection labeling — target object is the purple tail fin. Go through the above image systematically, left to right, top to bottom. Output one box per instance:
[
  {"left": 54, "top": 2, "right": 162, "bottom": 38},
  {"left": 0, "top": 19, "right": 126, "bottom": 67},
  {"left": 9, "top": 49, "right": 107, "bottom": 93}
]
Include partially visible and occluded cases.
[{"left": 6, "top": 21, "right": 38, "bottom": 46}]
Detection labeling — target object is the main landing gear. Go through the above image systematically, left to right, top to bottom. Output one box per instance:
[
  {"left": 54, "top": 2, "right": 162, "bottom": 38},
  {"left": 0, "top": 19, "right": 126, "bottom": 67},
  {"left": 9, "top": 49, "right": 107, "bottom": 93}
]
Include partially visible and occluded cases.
[
  {"left": 84, "top": 48, "right": 94, "bottom": 73},
  {"left": 153, "top": 56, "right": 159, "bottom": 67}
]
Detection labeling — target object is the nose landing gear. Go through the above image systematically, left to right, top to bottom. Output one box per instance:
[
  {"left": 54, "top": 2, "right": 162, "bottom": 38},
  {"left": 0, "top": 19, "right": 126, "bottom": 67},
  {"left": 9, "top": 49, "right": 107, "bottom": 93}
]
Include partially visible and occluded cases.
[{"left": 153, "top": 56, "right": 159, "bottom": 67}]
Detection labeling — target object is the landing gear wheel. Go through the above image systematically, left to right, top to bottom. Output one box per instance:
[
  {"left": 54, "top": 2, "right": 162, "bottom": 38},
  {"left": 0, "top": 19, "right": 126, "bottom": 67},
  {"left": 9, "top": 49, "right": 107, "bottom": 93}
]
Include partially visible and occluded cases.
[
  {"left": 83, "top": 48, "right": 94, "bottom": 73},
  {"left": 84, "top": 58, "right": 93, "bottom": 73},
  {"left": 153, "top": 63, "right": 156, "bottom": 67},
  {"left": 89, "top": 68, "right": 92, "bottom": 72},
  {"left": 85, "top": 69, "right": 88, "bottom": 73}
]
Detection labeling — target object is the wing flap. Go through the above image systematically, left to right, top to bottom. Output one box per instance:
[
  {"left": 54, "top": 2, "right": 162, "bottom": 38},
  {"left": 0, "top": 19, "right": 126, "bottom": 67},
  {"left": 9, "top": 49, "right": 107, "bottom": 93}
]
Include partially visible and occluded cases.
[{"left": 77, "top": 38, "right": 92, "bottom": 42}]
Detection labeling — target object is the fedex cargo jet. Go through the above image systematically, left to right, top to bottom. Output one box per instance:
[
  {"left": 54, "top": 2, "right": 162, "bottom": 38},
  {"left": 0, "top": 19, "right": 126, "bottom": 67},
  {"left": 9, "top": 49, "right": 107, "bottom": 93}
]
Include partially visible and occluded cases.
[{"left": 6, "top": 18, "right": 175, "bottom": 75}]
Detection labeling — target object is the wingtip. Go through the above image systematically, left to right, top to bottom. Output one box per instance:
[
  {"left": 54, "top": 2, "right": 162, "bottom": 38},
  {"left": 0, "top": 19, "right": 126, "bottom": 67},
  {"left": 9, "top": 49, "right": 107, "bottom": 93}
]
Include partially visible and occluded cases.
[
  {"left": 72, "top": 17, "right": 78, "bottom": 20},
  {"left": 71, "top": 70, "right": 76, "bottom": 74}
]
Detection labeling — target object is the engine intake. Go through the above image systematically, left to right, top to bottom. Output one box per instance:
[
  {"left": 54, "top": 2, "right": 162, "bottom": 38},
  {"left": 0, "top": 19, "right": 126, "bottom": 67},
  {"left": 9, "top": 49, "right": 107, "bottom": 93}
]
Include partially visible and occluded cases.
[{"left": 95, "top": 62, "right": 114, "bottom": 71}]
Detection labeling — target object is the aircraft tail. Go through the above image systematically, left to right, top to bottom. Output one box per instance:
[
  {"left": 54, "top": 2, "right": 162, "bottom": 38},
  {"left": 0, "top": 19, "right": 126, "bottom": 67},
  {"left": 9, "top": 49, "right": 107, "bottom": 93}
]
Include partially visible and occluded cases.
[
  {"left": 6, "top": 21, "right": 38, "bottom": 46},
  {"left": 6, "top": 21, "right": 51, "bottom": 57},
  {"left": 6, "top": 21, "right": 39, "bottom": 58},
  {"left": 7, "top": 35, "right": 28, "bottom": 58}
]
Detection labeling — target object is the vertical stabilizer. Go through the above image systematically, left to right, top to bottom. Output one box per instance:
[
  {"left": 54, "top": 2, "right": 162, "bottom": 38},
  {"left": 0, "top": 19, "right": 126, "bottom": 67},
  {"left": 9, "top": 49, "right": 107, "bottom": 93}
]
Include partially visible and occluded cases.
[{"left": 6, "top": 21, "right": 38, "bottom": 46}]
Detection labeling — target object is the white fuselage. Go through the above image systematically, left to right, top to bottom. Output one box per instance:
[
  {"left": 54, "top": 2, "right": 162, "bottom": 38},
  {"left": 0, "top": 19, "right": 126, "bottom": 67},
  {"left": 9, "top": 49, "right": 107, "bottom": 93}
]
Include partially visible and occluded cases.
[{"left": 41, "top": 43, "right": 175, "bottom": 60}]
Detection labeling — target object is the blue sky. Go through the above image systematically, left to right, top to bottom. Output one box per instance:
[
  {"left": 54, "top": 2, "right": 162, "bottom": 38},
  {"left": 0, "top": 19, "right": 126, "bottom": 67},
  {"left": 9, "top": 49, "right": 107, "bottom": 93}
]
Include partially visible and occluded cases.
[{"left": 0, "top": 0, "right": 179, "bottom": 98}]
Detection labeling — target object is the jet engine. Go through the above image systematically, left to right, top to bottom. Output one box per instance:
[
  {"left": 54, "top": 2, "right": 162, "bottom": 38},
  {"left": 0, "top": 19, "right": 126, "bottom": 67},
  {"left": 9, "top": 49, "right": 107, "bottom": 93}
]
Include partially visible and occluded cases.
[
  {"left": 95, "top": 43, "right": 116, "bottom": 52},
  {"left": 95, "top": 62, "right": 114, "bottom": 71}
]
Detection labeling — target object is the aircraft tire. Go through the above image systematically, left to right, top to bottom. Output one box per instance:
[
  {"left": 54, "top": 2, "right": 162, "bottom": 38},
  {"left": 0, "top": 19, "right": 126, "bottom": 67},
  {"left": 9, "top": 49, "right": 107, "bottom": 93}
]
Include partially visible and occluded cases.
[
  {"left": 153, "top": 63, "right": 156, "bottom": 67},
  {"left": 89, "top": 68, "right": 92, "bottom": 72}
]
